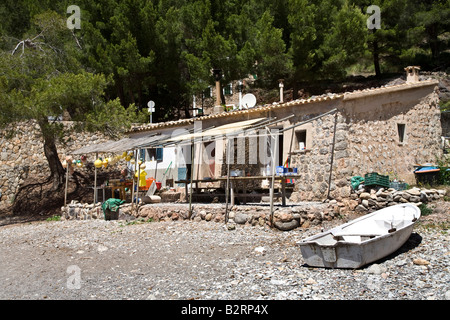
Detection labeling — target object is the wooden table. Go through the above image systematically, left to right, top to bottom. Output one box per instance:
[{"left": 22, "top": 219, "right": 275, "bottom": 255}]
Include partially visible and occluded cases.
[
  {"left": 176, "top": 175, "right": 302, "bottom": 206},
  {"left": 106, "top": 185, "right": 127, "bottom": 201}
]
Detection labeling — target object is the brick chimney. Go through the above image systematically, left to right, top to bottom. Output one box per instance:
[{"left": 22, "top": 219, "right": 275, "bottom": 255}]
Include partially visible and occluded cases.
[{"left": 405, "top": 66, "right": 420, "bottom": 83}]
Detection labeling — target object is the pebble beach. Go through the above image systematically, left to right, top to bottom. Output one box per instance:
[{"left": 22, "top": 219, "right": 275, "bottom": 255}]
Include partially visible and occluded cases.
[{"left": 0, "top": 211, "right": 448, "bottom": 301}]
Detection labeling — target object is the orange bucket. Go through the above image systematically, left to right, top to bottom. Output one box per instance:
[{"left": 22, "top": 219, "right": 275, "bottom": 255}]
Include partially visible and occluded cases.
[{"left": 140, "top": 178, "right": 155, "bottom": 191}]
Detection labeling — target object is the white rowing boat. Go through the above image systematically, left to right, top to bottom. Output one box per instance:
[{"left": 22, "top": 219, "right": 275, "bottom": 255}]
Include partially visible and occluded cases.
[{"left": 298, "top": 204, "right": 421, "bottom": 268}]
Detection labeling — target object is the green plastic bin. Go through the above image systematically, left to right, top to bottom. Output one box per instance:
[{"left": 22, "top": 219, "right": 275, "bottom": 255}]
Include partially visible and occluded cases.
[{"left": 364, "top": 172, "right": 389, "bottom": 188}]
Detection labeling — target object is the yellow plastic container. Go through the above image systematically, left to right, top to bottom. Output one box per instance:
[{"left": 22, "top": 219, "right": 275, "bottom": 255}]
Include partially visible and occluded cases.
[{"left": 135, "top": 170, "right": 147, "bottom": 187}]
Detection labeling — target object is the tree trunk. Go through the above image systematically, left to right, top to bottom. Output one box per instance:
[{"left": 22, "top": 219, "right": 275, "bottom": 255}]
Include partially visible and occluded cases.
[
  {"left": 426, "top": 23, "right": 439, "bottom": 67},
  {"left": 372, "top": 29, "right": 381, "bottom": 77},
  {"left": 372, "top": 39, "right": 381, "bottom": 77},
  {"left": 116, "top": 77, "right": 126, "bottom": 107},
  {"left": 220, "top": 81, "right": 226, "bottom": 106},
  {"left": 293, "top": 81, "right": 299, "bottom": 100},
  {"left": 38, "top": 119, "right": 65, "bottom": 191}
]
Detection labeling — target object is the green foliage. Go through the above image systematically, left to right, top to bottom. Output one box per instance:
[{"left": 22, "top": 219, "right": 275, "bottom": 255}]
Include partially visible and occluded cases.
[
  {"left": 1, "top": 0, "right": 449, "bottom": 121},
  {"left": 1, "top": 0, "right": 448, "bottom": 191},
  {"left": 288, "top": 0, "right": 368, "bottom": 82},
  {"left": 350, "top": 0, "right": 450, "bottom": 74},
  {"left": 319, "top": 1, "right": 367, "bottom": 79},
  {"left": 0, "top": 9, "right": 146, "bottom": 186},
  {"left": 252, "top": 10, "right": 293, "bottom": 86},
  {"left": 441, "top": 100, "right": 450, "bottom": 112},
  {"left": 436, "top": 157, "right": 450, "bottom": 186},
  {"left": 418, "top": 203, "right": 433, "bottom": 216},
  {"left": 46, "top": 215, "right": 61, "bottom": 221}
]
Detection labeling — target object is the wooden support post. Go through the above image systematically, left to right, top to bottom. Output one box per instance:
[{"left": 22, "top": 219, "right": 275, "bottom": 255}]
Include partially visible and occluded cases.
[
  {"left": 269, "top": 130, "right": 278, "bottom": 227},
  {"left": 94, "top": 152, "right": 98, "bottom": 204},
  {"left": 64, "top": 161, "right": 69, "bottom": 207},
  {"left": 230, "top": 181, "right": 235, "bottom": 206},
  {"left": 243, "top": 183, "right": 247, "bottom": 205}
]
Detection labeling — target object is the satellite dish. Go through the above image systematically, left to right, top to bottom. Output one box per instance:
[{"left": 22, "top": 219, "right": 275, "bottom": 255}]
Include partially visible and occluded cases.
[{"left": 241, "top": 94, "right": 256, "bottom": 109}]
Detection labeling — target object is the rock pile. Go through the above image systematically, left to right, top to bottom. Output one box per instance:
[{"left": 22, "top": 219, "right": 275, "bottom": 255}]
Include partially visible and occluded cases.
[
  {"left": 331, "top": 186, "right": 447, "bottom": 215},
  {"left": 61, "top": 201, "right": 103, "bottom": 220}
]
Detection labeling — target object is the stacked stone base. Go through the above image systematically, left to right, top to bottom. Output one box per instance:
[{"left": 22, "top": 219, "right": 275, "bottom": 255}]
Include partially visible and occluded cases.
[
  {"left": 60, "top": 186, "right": 446, "bottom": 231},
  {"left": 61, "top": 202, "right": 334, "bottom": 231}
]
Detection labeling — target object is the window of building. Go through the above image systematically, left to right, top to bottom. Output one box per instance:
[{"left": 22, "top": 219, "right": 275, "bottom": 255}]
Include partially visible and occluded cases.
[
  {"left": 223, "top": 83, "right": 233, "bottom": 96},
  {"left": 203, "top": 87, "right": 212, "bottom": 99},
  {"left": 397, "top": 123, "right": 406, "bottom": 143},
  {"left": 295, "top": 130, "right": 307, "bottom": 150},
  {"left": 203, "top": 141, "right": 216, "bottom": 175},
  {"left": 203, "top": 141, "right": 216, "bottom": 160},
  {"left": 148, "top": 148, "right": 163, "bottom": 161},
  {"left": 139, "top": 149, "right": 146, "bottom": 162}
]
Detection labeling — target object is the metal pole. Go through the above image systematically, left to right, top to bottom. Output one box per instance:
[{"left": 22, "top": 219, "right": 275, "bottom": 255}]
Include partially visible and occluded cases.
[
  {"left": 238, "top": 80, "right": 242, "bottom": 110},
  {"left": 327, "top": 111, "right": 338, "bottom": 199},
  {"left": 269, "top": 130, "right": 278, "bottom": 227},
  {"left": 225, "top": 137, "right": 231, "bottom": 223},
  {"left": 188, "top": 140, "right": 195, "bottom": 218},
  {"left": 135, "top": 149, "right": 139, "bottom": 215},
  {"left": 137, "top": 149, "right": 141, "bottom": 202},
  {"left": 131, "top": 150, "right": 136, "bottom": 213},
  {"left": 94, "top": 152, "right": 98, "bottom": 204},
  {"left": 64, "top": 161, "right": 69, "bottom": 207}
]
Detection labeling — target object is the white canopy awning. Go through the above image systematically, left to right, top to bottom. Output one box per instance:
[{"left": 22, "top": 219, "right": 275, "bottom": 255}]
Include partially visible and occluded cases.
[
  {"left": 166, "top": 118, "right": 267, "bottom": 143},
  {"left": 71, "top": 134, "right": 168, "bottom": 155}
]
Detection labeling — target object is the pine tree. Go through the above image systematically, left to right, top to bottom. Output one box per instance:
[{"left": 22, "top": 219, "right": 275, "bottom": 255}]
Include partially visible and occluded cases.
[{"left": 0, "top": 11, "right": 145, "bottom": 190}]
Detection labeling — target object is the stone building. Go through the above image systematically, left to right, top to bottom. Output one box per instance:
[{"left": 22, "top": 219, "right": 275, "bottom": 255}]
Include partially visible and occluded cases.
[
  {"left": 0, "top": 67, "right": 444, "bottom": 212},
  {"left": 129, "top": 69, "right": 442, "bottom": 202}
]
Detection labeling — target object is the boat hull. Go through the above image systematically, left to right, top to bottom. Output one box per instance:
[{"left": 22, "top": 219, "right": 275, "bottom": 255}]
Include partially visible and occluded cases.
[{"left": 299, "top": 204, "right": 420, "bottom": 269}]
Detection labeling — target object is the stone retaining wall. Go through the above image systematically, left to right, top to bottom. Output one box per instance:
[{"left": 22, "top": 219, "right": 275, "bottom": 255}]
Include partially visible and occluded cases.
[
  {"left": 0, "top": 120, "right": 111, "bottom": 211},
  {"left": 60, "top": 186, "right": 446, "bottom": 231},
  {"left": 61, "top": 201, "right": 334, "bottom": 231}
]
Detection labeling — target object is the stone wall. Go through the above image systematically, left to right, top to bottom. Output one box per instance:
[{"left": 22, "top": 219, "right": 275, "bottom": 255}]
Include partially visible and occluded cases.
[
  {"left": 289, "top": 85, "right": 442, "bottom": 202},
  {"left": 340, "top": 88, "right": 442, "bottom": 189},
  {"left": 288, "top": 111, "right": 342, "bottom": 201},
  {"left": 0, "top": 121, "right": 111, "bottom": 211},
  {"left": 60, "top": 184, "right": 446, "bottom": 231},
  {"left": 61, "top": 201, "right": 335, "bottom": 231}
]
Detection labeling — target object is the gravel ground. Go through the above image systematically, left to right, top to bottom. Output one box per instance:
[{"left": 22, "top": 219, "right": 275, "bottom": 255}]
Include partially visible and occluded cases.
[{"left": 0, "top": 210, "right": 449, "bottom": 301}]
